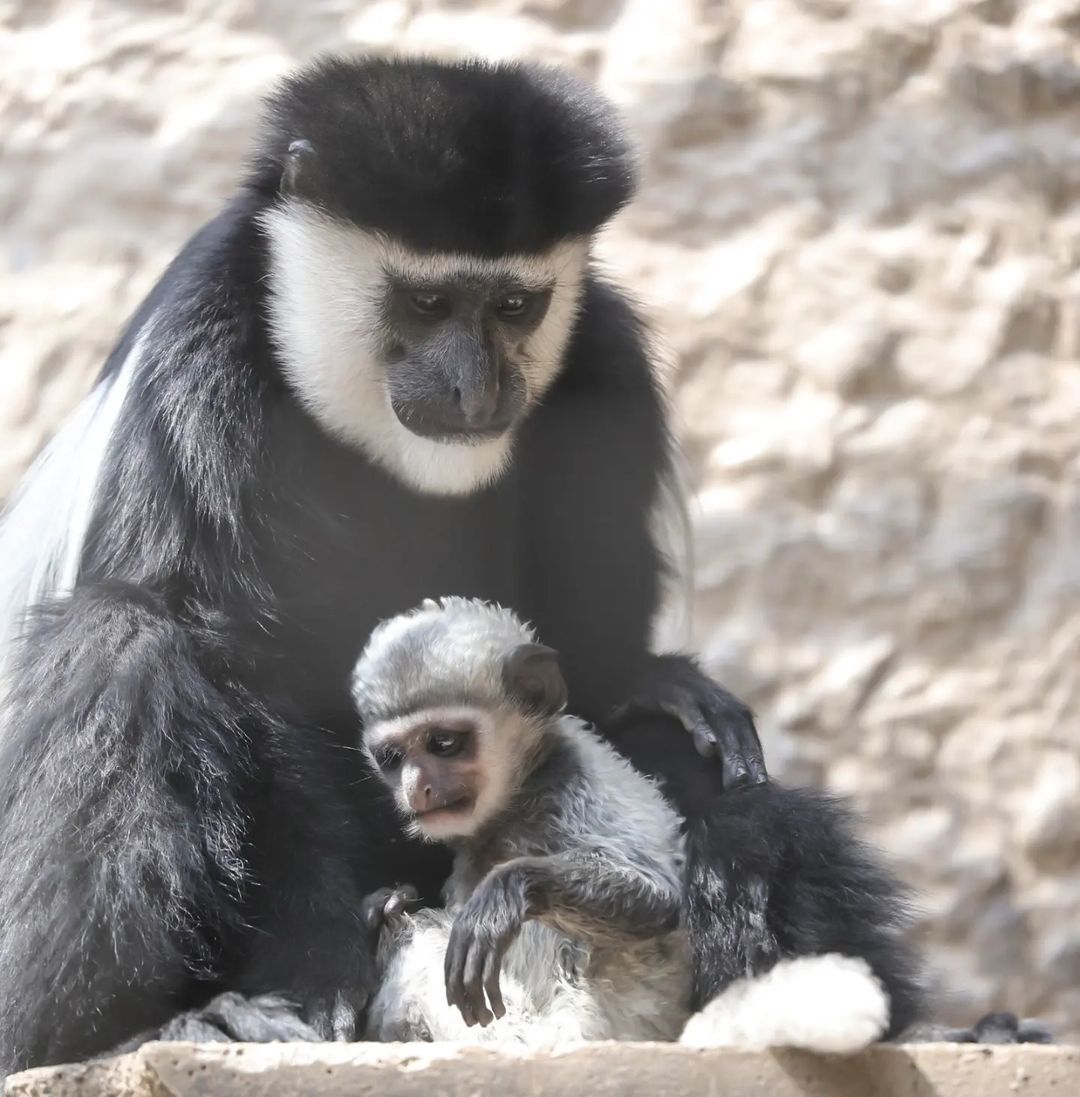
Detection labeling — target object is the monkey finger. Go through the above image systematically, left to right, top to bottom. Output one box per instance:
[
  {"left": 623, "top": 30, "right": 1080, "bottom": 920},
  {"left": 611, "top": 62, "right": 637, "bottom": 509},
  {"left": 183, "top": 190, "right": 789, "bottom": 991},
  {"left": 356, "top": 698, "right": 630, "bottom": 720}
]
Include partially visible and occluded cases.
[
  {"left": 651, "top": 695, "right": 723, "bottom": 760},
  {"left": 678, "top": 695, "right": 771, "bottom": 790},
  {"left": 705, "top": 695, "right": 768, "bottom": 788},
  {"left": 712, "top": 720, "right": 766, "bottom": 789},
  {"left": 690, "top": 721, "right": 719, "bottom": 759},
  {"left": 720, "top": 749, "right": 752, "bottom": 790},
  {"left": 745, "top": 752, "right": 768, "bottom": 786},
  {"left": 383, "top": 884, "right": 419, "bottom": 919},
  {"left": 361, "top": 887, "right": 395, "bottom": 932},
  {"left": 444, "top": 926, "right": 467, "bottom": 1010},
  {"left": 445, "top": 927, "right": 483, "bottom": 1027},
  {"left": 463, "top": 940, "right": 493, "bottom": 1027},
  {"left": 482, "top": 947, "right": 506, "bottom": 1021},
  {"left": 447, "top": 964, "right": 474, "bottom": 1027},
  {"left": 1017, "top": 1019, "right": 1054, "bottom": 1044}
]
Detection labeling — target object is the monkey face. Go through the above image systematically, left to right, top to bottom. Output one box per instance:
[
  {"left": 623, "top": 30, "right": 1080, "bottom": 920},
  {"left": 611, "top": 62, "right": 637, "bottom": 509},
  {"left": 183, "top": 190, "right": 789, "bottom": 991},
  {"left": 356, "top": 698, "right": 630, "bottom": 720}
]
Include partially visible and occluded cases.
[
  {"left": 260, "top": 204, "right": 587, "bottom": 496},
  {"left": 379, "top": 278, "right": 548, "bottom": 442},
  {"left": 353, "top": 599, "right": 571, "bottom": 841},
  {"left": 364, "top": 708, "right": 513, "bottom": 841}
]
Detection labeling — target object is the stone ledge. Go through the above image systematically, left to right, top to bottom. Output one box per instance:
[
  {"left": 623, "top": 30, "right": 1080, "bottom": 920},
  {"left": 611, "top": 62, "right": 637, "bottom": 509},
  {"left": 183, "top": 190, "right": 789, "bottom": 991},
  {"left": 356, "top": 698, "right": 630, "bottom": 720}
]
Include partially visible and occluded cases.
[{"left": 7, "top": 1041, "right": 1080, "bottom": 1097}]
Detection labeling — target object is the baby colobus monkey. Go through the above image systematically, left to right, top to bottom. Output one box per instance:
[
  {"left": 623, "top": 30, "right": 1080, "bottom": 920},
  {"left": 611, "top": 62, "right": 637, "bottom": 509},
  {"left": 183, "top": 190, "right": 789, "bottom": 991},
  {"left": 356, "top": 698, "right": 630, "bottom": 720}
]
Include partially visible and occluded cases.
[
  {"left": 354, "top": 597, "right": 689, "bottom": 1043},
  {"left": 352, "top": 598, "right": 910, "bottom": 1051}
]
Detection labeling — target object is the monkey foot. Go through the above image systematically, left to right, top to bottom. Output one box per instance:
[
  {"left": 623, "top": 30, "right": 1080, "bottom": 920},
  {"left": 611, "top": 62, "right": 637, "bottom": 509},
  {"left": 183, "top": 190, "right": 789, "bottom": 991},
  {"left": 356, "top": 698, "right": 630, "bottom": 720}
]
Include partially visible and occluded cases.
[
  {"left": 361, "top": 885, "right": 420, "bottom": 933},
  {"left": 939, "top": 1011, "right": 1054, "bottom": 1045}
]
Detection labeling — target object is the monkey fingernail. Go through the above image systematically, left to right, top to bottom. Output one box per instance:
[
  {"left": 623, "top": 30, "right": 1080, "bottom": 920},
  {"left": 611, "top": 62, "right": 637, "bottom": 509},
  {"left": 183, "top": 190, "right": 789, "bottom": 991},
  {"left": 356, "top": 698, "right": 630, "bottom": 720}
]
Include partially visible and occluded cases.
[{"left": 692, "top": 727, "right": 717, "bottom": 758}]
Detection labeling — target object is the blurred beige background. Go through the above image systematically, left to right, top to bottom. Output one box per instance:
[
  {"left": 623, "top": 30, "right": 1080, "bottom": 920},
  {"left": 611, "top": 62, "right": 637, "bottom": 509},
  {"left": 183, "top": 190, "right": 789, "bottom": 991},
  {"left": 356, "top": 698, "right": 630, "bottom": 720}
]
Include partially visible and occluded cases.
[{"left": 2, "top": 0, "right": 1079, "bottom": 1039}]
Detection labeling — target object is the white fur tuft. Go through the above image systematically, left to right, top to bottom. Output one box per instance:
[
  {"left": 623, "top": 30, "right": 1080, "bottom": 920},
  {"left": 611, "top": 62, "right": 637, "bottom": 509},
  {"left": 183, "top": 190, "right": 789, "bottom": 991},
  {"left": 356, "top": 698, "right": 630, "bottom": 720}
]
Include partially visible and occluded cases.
[
  {"left": 259, "top": 203, "right": 588, "bottom": 498},
  {"left": 0, "top": 334, "right": 144, "bottom": 698},
  {"left": 648, "top": 445, "right": 695, "bottom": 653},
  {"left": 679, "top": 954, "right": 890, "bottom": 1054}
]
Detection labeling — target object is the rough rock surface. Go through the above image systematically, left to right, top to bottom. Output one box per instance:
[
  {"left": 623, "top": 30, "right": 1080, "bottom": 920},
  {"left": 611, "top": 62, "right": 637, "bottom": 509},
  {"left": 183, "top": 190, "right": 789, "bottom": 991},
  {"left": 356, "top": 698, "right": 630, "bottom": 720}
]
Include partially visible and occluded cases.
[
  {"left": 1, "top": 0, "right": 1078, "bottom": 1040},
  {"left": 7, "top": 1042, "right": 1080, "bottom": 1097}
]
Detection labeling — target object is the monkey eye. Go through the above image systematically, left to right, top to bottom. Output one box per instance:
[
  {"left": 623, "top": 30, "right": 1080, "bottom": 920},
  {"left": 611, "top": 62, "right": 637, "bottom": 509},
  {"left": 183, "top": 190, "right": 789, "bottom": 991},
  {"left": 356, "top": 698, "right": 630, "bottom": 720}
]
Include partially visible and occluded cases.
[
  {"left": 408, "top": 292, "right": 450, "bottom": 319},
  {"left": 495, "top": 293, "right": 530, "bottom": 318},
  {"left": 426, "top": 729, "right": 468, "bottom": 758},
  {"left": 373, "top": 745, "right": 404, "bottom": 772}
]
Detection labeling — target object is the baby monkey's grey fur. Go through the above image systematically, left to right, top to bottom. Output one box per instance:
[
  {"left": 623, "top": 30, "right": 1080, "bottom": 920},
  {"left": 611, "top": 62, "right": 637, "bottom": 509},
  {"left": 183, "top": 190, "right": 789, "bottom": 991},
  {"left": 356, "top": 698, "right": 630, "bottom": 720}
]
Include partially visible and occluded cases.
[{"left": 352, "top": 598, "right": 691, "bottom": 1043}]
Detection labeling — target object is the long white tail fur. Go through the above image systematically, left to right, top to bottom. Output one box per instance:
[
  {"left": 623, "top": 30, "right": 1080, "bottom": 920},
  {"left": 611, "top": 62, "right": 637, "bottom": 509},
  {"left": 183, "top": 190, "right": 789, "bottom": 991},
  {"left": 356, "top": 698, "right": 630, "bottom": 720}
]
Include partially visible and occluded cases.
[
  {"left": 0, "top": 334, "right": 145, "bottom": 699},
  {"left": 679, "top": 954, "right": 890, "bottom": 1054}
]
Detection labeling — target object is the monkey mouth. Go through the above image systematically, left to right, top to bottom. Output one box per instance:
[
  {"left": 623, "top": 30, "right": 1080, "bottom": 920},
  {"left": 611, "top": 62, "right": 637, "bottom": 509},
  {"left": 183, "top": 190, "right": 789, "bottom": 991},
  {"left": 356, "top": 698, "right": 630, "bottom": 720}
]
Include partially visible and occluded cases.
[
  {"left": 389, "top": 397, "right": 518, "bottom": 444},
  {"left": 400, "top": 419, "right": 512, "bottom": 445},
  {"left": 415, "top": 796, "right": 474, "bottom": 819}
]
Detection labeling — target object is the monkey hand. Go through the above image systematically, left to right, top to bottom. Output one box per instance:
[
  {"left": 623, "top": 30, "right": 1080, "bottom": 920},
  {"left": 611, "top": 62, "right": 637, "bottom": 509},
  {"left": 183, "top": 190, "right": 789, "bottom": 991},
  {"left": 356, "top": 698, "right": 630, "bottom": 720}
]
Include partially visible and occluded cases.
[
  {"left": 611, "top": 654, "right": 767, "bottom": 790},
  {"left": 445, "top": 866, "right": 527, "bottom": 1027},
  {"left": 361, "top": 884, "right": 421, "bottom": 935},
  {"left": 231, "top": 919, "right": 380, "bottom": 1042}
]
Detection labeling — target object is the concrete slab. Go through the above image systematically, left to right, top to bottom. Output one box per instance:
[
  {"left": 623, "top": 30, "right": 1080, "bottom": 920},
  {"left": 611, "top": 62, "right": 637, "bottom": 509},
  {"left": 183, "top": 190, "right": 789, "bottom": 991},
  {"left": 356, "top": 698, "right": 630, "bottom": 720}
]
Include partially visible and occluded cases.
[{"left": 7, "top": 1042, "right": 1080, "bottom": 1097}]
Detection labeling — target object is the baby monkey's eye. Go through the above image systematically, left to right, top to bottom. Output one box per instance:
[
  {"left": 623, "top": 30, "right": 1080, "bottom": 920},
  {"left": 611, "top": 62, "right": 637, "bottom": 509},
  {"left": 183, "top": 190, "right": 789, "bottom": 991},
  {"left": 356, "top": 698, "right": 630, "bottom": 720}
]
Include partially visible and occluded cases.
[
  {"left": 495, "top": 293, "right": 529, "bottom": 318},
  {"left": 426, "top": 729, "right": 467, "bottom": 758},
  {"left": 374, "top": 745, "right": 404, "bottom": 772}
]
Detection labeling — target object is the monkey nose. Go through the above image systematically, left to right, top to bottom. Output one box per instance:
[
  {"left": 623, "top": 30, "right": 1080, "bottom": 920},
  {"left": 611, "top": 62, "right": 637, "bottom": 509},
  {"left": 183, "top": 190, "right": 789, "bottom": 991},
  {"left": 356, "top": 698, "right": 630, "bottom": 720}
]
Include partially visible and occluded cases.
[
  {"left": 453, "top": 379, "right": 500, "bottom": 428},
  {"left": 409, "top": 785, "right": 434, "bottom": 814}
]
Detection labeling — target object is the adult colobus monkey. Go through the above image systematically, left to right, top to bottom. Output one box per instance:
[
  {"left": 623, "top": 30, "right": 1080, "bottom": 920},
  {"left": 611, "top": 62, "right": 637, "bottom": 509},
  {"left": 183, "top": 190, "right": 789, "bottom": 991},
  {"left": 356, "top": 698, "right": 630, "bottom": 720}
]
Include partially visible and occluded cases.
[{"left": 0, "top": 55, "right": 773, "bottom": 1072}]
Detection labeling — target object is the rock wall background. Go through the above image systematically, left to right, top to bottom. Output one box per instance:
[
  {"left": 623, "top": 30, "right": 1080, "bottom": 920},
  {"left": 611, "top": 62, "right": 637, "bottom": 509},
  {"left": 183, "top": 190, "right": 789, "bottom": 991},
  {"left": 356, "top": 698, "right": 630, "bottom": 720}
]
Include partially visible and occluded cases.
[{"left": 2, "top": 0, "right": 1079, "bottom": 1039}]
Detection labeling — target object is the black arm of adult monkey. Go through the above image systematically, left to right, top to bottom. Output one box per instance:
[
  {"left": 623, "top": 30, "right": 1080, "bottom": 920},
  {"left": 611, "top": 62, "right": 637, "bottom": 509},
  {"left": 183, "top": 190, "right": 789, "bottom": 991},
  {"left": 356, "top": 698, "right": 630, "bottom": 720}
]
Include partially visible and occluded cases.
[
  {"left": 519, "top": 278, "right": 766, "bottom": 792},
  {"left": 0, "top": 580, "right": 378, "bottom": 1071},
  {"left": 0, "top": 581, "right": 256, "bottom": 1072},
  {"left": 610, "top": 654, "right": 768, "bottom": 788},
  {"left": 444, "top": 852, "right": 681, "bottom": 1028}
]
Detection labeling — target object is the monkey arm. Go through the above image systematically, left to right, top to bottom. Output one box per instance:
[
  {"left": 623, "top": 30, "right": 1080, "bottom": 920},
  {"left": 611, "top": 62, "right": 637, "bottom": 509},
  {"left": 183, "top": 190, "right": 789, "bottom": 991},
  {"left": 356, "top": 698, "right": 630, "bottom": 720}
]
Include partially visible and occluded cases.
[
  {"left": 520, "top": 280, "right": 766, "bottom": 791},
  {"left": 0, "top": 581, "right": 256, "bottom": 1071},
  {"left": 610, "top": 654, "right": 768, "bottom": 789},
  {"left": 515, "top": 850, "right": 682, "bottom": 942},
  {"left": 444, "top": 851, "right": 681, "bottom": 1028}
]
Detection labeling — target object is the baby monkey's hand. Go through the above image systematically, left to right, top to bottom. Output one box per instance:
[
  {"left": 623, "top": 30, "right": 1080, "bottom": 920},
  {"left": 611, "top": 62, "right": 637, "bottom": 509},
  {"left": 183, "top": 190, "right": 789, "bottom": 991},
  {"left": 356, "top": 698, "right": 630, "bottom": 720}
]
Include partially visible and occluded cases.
[
  {"left": 444, "top": 865, "right": 529, "bottom": 1027},
  {"left": 361, "top": 884, "right": 420, "bottom": 935}
]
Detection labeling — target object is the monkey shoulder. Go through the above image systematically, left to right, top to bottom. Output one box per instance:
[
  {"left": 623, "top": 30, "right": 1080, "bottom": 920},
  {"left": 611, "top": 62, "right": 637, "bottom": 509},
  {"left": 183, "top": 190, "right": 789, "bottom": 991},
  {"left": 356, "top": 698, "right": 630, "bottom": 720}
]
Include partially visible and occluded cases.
[{"left": 540, "top": 719, "right": 685, "bottom": 867}]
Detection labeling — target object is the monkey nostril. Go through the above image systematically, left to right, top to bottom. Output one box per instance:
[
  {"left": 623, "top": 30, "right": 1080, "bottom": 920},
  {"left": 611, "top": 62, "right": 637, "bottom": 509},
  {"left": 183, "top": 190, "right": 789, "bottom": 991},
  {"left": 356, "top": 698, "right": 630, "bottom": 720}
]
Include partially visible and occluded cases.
[{"left": 451, "top": 387, "right": 462, "bottom": 406}]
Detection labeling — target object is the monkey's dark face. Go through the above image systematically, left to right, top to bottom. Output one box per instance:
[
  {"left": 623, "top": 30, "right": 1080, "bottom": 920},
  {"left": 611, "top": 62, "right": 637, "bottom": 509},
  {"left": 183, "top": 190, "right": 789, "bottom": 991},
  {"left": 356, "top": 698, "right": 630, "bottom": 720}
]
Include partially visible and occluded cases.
[
  {"left": 260, "top": 205, "right": 587, "bottom": 496},
  {"left": 257, "top": 206, "right": 587, "bottom": 498},
  {"left": 380, "top": 278, "right": 551, "bottom": 442}
]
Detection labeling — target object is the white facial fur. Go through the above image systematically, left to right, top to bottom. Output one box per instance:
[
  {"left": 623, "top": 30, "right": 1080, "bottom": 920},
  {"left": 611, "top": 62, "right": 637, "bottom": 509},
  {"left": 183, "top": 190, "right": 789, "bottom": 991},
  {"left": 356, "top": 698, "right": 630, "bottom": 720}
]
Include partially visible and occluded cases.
[
  {"left": 259, "top": 202, "right": 588, "bottom": 497},
  {"left": 363, "top": 703, "right": 533, "bottom": 842}
]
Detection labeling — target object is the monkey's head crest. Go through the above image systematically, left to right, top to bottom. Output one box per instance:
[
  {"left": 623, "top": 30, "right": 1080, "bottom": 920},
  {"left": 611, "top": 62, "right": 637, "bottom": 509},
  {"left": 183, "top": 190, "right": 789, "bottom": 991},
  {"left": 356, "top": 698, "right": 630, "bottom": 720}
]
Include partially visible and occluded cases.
[
  {"left": 253, "top": 53, "right": 638, "bottom": 256},
  {"left": 352, "top": 596, "right": 543, "bottom": 724}
]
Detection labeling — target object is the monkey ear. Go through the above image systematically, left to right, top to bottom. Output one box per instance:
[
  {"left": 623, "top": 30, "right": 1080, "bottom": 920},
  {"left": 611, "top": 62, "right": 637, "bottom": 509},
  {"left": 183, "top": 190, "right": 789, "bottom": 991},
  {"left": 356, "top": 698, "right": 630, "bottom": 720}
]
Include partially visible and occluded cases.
[
  {"left": 282, "top": 138, "right": 316, "bottom": 196},
  {"left": 504, "top": 643, "right": 567, "bottom": 716}
]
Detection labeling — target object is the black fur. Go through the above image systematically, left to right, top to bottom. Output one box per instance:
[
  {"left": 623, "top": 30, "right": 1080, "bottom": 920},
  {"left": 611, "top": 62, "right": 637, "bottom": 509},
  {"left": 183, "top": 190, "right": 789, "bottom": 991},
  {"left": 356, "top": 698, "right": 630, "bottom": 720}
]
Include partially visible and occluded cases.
[
  {"left": 0, "top": 55, "right": 890, "bottom": 1072},
  {"left": 253, "top": 55, "right": 638, "bottom": 255},
  {"left": 614, "top": 719, "right": 927, "bottom": 1037}
]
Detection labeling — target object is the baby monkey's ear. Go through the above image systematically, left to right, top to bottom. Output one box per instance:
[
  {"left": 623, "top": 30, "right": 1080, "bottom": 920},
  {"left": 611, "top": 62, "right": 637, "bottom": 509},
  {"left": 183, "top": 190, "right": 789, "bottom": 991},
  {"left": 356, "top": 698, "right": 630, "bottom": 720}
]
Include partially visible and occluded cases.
[{"left": 503, "top": 644, "right": 567, "bottom": 716}]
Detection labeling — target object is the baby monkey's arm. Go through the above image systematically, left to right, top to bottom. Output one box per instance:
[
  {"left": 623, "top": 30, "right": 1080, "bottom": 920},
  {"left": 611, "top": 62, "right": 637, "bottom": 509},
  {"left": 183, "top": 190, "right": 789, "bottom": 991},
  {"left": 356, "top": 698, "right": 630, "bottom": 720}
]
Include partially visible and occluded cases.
[{"left": 445, "top": 850, "right": 681, "bottom": 1027}]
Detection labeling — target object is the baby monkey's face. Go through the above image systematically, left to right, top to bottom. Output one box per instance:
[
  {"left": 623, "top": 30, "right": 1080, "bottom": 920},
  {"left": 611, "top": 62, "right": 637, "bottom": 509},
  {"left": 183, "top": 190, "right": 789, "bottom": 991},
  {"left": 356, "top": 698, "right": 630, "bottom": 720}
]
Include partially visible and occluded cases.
[
  {"left": 353, "top": 600, "right": 570, "bottom": 841},
  {"left": 363, "top": 706, "right": 513, "bottom": 841}
]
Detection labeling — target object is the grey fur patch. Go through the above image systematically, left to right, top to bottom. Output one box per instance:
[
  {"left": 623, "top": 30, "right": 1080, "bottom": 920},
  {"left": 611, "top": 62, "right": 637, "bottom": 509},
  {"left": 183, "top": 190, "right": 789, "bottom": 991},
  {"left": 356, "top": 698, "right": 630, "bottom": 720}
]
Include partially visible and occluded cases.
[{"left": 353, "top": 597, "right": 539, "bottom": 722}]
